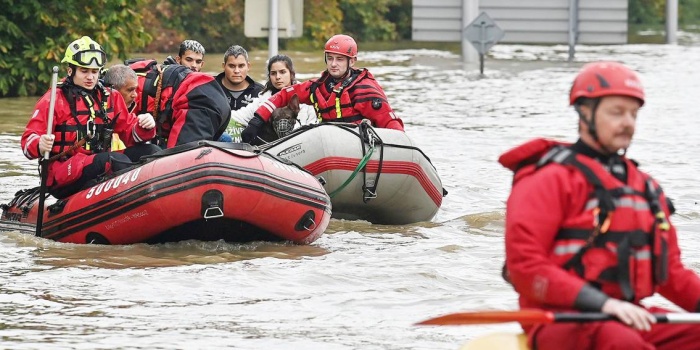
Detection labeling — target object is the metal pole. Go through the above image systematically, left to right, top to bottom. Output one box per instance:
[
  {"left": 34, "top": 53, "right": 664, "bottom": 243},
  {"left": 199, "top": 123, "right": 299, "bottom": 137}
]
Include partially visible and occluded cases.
[
  {"left": 268, "top": 0, "right": 279, "bottom": 58},
  {"left": 461, "top": 0, "right": 479, "bottom": 63},
  {"left": 568, "top": 0, "right": 578, "bottom": 61},
  {"left": 666, "top": 0, "right": 678, "bottom": 44},
  {"left": 479, "top": 22, "right": 485, "bottom": 75}
]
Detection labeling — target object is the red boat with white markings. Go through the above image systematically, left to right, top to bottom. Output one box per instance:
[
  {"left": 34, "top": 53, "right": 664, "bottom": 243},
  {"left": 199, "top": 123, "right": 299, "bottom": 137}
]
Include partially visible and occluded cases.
[{"left": 0, "top": 141, "right": 331, "bottom": 245}]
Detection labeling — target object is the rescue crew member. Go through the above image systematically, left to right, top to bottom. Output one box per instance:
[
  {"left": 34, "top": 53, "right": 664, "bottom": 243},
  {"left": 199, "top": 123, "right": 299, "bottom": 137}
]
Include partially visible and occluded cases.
[
  {"left": 241, "top": 34, "right": 404, "bottom": 143},
  {"left": 21, "top": 36, "right": 157, "bottom": 198},
  {"left": 500, "top": 61, "right": 700, "bottom": 350}
]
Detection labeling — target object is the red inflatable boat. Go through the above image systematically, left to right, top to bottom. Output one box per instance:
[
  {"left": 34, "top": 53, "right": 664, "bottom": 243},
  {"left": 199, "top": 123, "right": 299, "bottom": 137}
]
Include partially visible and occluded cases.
[{"left": 0, "top": 141, "right": 331, "bottom": 245}]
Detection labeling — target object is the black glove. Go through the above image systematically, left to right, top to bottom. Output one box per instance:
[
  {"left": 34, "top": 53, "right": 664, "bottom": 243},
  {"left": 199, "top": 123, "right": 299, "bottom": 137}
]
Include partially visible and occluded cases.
[{"left": 241, "top": 114, "right": 265, "bottom": 144}]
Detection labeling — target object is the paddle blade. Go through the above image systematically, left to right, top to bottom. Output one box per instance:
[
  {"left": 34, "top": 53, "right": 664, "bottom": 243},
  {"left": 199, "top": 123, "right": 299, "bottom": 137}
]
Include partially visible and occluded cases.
[{"left": 415, "top": 309, "right": 554, "bottom": 326}]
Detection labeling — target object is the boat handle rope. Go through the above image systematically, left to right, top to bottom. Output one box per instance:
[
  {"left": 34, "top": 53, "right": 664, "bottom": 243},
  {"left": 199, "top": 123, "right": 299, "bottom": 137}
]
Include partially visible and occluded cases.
[
  {"left": 359, "top": 121, "right": 383, "bottom": 202},
  {"left": 327, "top": 144, "right": 375, "bottom": 198},
  {"left": 203, "top": 206, "right": 224, "bottom": 219},
  {"left": 302, "top": 217, "right": 317, "bottom": 231}
]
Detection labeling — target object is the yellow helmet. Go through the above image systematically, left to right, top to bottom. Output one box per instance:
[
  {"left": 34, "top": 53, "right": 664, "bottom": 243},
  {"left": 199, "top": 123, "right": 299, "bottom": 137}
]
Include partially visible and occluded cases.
[{"left": 62, "top": 36, "right": 107, "bottom": 69}]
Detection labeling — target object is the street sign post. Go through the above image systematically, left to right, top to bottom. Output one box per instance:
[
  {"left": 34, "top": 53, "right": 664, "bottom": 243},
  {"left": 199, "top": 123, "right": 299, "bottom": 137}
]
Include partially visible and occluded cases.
[
  {"left": 244, "top": 0, "right": 303, "bottom": 57},
  {"left": 463, "top": 12, "right": 505, "bottom": 75}
]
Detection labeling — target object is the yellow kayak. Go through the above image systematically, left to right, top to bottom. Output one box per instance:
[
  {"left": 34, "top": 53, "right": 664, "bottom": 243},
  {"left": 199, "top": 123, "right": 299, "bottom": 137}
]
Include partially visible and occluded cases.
[{"left": 460, "top": 332, "right": 529, "bottom": 350}]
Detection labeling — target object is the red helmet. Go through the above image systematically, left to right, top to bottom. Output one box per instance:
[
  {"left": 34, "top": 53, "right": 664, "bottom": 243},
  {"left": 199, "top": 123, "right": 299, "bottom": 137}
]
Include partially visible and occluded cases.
[
  {"left": 324, "top": 34, "right": 357, "bottom": 58},
  {"left": 569, "top": 61, "right": 645, "bottom": 106}
]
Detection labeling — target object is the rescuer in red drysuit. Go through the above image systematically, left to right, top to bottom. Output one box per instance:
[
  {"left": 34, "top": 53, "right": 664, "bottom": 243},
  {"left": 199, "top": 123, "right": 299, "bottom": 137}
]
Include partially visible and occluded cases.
[{"left": 500, "top": 61, "right": 700, "bottom": 350}]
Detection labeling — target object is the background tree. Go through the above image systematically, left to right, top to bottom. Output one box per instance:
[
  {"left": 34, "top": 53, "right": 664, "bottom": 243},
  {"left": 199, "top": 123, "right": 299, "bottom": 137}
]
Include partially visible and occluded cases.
[
  {"left": 0, "top": 0, "right": 150, "bottom": 97},
  {"left": 3, "top": 0, "right": 700, "bottom": 97},
  {"left": 142, "top": 0, "right": 264, "bottom": 54},
  {"left": 287, "top": 0, "right": 343, "bottom": 50},
  {"left": 340, "top": 0, "right": 400, "bottom": 41},
  {"left": 388, "top": 0, "right": 413, "bottom": 40},
  {"left": 629, "top": 0, "right": 665, "bottom": 26},
  {"left": 679, "top": 0, "right": 700, "bottom": 28}
]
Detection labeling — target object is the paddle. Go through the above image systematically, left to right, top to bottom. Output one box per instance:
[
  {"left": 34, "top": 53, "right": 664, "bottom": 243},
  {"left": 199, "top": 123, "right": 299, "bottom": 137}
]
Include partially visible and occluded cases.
[
  {"left": 35, "top": 66, "right": 59, "bottom": 237},
  {"left": 415, "top": 309, "right": 700, "bottom": 326}
]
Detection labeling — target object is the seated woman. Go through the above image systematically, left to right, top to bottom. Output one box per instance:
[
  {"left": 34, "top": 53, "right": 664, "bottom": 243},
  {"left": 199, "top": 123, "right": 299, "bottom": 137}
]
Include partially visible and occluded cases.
[{"left": 226, "top": 54, "right": 317, "bottom": 143}]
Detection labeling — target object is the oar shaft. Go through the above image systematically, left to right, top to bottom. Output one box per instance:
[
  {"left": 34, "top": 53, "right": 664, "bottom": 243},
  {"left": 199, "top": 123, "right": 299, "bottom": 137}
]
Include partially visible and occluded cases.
[
  {"left": 35, "top": 66, "right": 59, "bottom": 237},
  {"left": 45, "top": 66, "right": 59, "bottom": 158},
  {"left": 416, "top": 310, "right": 700, "bottom": 326},
  {"left": 553, "top": 313, "right": 615, "bottom": 323},
  {"left": 555, "top": 313, "right": 700, "bottom": 324},
  {"left": 658, "top": 313, "right": 700, "bottom": 324}
]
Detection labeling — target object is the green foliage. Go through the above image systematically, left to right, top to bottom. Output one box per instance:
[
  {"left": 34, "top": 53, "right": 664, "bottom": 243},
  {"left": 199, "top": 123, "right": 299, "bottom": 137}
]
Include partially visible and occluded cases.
[
  {"left": 0, "top": 0, "right": 151, "bottom": 97},
  {"left": 13, "top": 0, "right": 700, "bottom": 98},
  {"left": 143, "top": 0, "right": 264, "bottom": 55},
  {"left": 287, "top": 0, "right": 344, "bottom": 50},
  {"left": 339, "top": 0, "right": 400, "bottom": 41},
  {"left": 387, "top": 0, "right": 413, "bottom": 40},
  {"left": 629, "top": 0, "right": 665, "bottom": 25},
  {"left": 680, "top": 0, "right": 700, "bottom": 28}
]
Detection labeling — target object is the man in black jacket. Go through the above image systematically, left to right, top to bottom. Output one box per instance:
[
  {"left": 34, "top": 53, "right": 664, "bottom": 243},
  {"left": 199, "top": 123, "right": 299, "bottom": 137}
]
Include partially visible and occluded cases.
[{"left": 215, "top": 45, "right": 263, "bottom": 111}]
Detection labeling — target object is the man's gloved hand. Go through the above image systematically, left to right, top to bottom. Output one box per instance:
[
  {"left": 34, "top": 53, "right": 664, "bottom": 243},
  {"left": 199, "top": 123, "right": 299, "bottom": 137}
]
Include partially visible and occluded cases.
[
  {"left": 137, "top": 113, "right": 156, "bottom": 129},
  {"left": 241, "top": 114, "right": 265, "bottom": 144}
]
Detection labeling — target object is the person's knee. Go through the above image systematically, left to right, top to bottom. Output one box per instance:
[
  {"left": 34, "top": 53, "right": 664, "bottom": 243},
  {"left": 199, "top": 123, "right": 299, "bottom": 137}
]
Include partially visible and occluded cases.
[
  {"left": 123, "top": 143, "right": 161, "bottom": 163},
  {"left": 107, "top": 152, "right": 133, "bottom": 172},
  {"left": 595, "top": 323, "right": 651, "bottom": 350}
]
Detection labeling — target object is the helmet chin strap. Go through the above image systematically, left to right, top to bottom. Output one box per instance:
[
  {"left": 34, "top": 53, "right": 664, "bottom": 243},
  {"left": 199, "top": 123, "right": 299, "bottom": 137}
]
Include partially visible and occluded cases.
[{"left": 576, "top": 99, "right": 618, "bottom": 156}]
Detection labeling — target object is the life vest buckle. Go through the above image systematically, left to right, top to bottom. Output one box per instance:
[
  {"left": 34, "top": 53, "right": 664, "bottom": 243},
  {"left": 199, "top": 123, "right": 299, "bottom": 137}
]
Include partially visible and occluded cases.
[
  {"left": 86, "top": 120, "right": 96, "bottom": 139},
  {"left": 592, "top": 207, "right": 612, "bottom": 234},
  {"left": 655, "top": 210, "right": 670, "bottom": 231}
]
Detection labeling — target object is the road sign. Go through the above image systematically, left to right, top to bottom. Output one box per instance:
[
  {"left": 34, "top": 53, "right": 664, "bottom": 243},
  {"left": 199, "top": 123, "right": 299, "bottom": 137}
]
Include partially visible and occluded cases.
[
  {"left": 245, "top": 0, "right": 304, "bottom": 38},
  {"left": 463, "top": 12, "right": 505, "bottom": 55}
]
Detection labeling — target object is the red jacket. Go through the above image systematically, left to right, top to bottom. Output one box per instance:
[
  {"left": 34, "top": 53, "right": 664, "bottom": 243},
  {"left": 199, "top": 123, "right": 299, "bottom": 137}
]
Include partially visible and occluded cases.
[
  {"left": 136, "top": 64, "right": 231, "bottom": 148},
  {"left": 255, "top": 68, "right": 404, "bottom": 131},
  {"left": 21, "top": 82, "right": 155, "bottom": 187},
  {"left": 500, "top": 138, "right": 700, "bottom": 314}
]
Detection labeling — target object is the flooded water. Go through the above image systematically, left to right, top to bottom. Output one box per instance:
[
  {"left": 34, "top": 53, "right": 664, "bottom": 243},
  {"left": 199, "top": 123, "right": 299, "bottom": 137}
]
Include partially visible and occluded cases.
[{"left": 2, "top": 38, "right": 700, "bottom": 349}]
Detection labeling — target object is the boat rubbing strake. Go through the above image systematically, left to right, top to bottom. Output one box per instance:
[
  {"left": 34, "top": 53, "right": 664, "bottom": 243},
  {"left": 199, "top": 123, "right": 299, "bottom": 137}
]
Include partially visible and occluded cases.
[
  {"left": 261, "top": 122, "right": 445, "bottom": 225},
  {"left": 1, "top": 141, "right": 331, "bottom": 245}
]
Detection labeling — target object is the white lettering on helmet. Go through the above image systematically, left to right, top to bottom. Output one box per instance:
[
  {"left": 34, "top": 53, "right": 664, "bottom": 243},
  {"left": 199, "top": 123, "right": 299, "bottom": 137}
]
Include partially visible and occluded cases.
[{"left": 624, "top": 78, "right": 643, "bottom": 90}]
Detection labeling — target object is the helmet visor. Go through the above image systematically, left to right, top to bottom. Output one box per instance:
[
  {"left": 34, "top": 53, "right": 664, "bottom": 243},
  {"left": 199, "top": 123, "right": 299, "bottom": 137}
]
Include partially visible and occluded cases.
[{"left": 73, "top": 50, "right": 106, "bottom": 68}]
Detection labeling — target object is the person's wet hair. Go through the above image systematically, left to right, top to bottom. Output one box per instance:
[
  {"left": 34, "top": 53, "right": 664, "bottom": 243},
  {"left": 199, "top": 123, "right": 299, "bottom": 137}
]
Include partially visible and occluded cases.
[
  {"left": 179, "top": 40, "right": 205, "bottom": 57},
  {"left": 223, "top": 45, "right": 249, "bottom": 64}
]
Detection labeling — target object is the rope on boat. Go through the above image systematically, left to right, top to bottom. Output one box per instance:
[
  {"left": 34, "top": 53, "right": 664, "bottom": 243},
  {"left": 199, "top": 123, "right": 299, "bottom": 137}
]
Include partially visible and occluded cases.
[{"left": 327, "top": 144, "right": 375, "bottom": 198}]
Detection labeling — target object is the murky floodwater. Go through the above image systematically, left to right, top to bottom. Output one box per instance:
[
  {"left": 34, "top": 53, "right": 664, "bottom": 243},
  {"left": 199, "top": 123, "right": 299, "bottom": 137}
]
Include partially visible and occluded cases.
[{"left": 2, "top": 38, "right": 700, "bottom": 349}]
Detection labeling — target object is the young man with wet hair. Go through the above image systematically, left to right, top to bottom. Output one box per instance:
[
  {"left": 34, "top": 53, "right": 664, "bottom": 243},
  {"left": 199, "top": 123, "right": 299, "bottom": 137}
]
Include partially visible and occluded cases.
[{"left": 164, "top": 39, "right": 205, "bottom": 72}]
